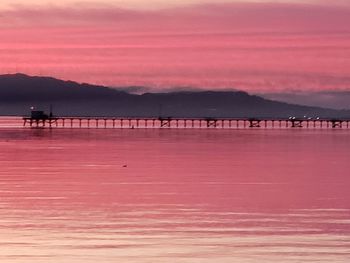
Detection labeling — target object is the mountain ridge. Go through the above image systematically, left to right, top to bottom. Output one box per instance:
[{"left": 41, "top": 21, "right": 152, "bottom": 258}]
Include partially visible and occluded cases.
[{"left": 0, "top": 73, "right": 349, "bottom": 118}]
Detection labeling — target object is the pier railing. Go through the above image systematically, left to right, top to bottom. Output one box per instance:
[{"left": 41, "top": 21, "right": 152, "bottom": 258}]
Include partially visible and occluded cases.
[{"left": 22, "top": 116, "right": 350, "bottom": 129}]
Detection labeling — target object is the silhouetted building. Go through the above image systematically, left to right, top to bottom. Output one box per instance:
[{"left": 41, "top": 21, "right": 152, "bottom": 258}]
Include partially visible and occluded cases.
[{"left": 31, "top": 110, "right": 48, "bottom": 119}]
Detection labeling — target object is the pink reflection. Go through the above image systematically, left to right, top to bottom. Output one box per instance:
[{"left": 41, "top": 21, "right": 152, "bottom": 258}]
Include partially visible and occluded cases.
[
  {"left": 0, "top": 129, "right": 350, "bottom": 262},
  {"left": 1, "top": 129, "right": 350, "bottom": 212}
]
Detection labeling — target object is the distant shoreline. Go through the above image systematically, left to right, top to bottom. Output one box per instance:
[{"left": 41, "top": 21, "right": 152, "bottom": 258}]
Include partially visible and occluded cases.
[{"left": 1, "top": 74, "right": 350, "bottom": 118}]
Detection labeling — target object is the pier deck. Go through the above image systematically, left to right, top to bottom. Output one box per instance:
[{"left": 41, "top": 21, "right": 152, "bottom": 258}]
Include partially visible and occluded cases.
[{"left": 23, "top": 117, "right": 350, "bottom": 129}]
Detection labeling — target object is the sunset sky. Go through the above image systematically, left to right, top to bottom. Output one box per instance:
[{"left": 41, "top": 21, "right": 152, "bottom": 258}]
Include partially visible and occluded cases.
[{"left": 1, "top": 0, "right": 349, "bottom": 100}]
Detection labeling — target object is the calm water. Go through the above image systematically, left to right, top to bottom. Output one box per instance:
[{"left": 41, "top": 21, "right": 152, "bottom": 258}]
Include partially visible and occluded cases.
[{"left": 0, "top": 125, "right": 350, "bottom": 262}]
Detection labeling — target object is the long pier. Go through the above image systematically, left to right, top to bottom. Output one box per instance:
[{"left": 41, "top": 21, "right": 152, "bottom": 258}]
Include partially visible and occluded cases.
[{"left": 23, "top": 117, "right": 350, "bottom": 129}]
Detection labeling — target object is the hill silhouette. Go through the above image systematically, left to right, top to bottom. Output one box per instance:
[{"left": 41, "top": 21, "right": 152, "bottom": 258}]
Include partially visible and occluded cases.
[{"left": 0, "top": 73, "right": 349, "bottom": 118}]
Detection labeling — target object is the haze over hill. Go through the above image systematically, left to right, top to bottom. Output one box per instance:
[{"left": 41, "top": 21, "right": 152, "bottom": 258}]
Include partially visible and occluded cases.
[{"left": 0, "top": 74, "right": 349, "bottom": 118}]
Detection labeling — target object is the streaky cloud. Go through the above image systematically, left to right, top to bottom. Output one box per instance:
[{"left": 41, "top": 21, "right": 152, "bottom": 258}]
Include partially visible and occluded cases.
[
  {"left": 0, "top": 2, "right": 349, "bottom": 93},
  {"left": 1, "top": 2, "right": 350, "bottom": 30},
  {"left": 259, "top": 90, "right": 350, "bottom": 110}
]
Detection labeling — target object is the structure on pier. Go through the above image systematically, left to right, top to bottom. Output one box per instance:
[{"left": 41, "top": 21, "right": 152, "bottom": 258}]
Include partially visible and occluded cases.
[
  {"left": 23, "top": 107, "right": 58, "bottom": 128},
  {"left": 159, "top": 117, "right": 172, "bottom": 128},
  {"left": 205, "top": 118, "right": 217, "bottom": 128},
  {"left": 248, "top": 118, "right": 261, "bottom": 128},
  {"left": 290, "top": 118, "right": 303, "bottom": 128},
  {"left": 330, "top": 119, "right": 343, "bottom": 128}
]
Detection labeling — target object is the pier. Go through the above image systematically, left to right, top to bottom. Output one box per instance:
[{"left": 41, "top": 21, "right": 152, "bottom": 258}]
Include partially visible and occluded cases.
[{"left": 23, "top": 116, "right": 350, "bottom": 129}]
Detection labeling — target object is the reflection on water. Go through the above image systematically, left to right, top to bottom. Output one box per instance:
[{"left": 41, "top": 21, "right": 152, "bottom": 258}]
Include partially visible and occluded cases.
[{"left": 0, "top": 128, "right": 349, "bottom": 262}]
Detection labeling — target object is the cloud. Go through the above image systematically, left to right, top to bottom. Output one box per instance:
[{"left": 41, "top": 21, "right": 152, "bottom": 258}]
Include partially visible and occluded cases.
[
  {"left": 0, "top": 1, "right": 349, "bottom": 93},
  {"left": 1, "top": 1, "right": 350, "bottom": 31},
  {"left": 0, "top": 6, "right": 150, "bottom": 27},
  {"left": 259, "top": 90, "right": 350, "bottom": 110}
]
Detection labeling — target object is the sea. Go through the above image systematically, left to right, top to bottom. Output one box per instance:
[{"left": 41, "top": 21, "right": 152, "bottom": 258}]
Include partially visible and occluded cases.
[{"left": 0, "top": 117, "right": 349, "bottom": 262}]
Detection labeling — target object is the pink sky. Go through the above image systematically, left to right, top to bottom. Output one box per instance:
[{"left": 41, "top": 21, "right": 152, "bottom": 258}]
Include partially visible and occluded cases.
[{"left": 0, "top": 0, "right": 350, "bottom": 92}]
